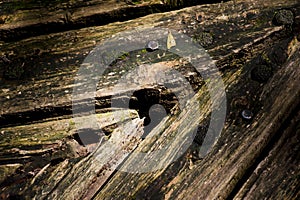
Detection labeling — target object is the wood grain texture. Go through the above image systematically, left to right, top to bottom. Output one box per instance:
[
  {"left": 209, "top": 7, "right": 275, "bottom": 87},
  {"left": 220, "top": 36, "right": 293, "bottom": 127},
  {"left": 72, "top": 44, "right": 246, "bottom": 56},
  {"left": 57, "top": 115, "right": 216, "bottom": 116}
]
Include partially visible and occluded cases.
[{"left": 0, "top": 0, "right": 299, "bottom": 199}]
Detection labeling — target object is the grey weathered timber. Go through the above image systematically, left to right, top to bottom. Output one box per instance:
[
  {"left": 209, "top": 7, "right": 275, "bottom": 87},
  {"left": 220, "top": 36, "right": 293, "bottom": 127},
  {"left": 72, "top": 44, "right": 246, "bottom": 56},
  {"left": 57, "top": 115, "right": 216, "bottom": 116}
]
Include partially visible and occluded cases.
[{"left": 0, "top": 0, "right": 299, "bottom": 199}]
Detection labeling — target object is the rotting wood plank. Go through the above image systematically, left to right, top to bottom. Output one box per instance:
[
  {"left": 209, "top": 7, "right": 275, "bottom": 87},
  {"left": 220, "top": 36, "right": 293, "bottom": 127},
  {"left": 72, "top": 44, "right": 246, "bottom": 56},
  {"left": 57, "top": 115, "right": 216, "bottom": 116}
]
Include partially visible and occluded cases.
[
  {"left": 0, "top": 0, "right": 299, "bottom": 199},
  {"left": 0, "top": 0, "right": 227, "bottom": 42},
  {"left": 93, "top": 39, "right": 300, "bottom": 200},
  {"left": 166, "top": 41, "right": 300, "bottom": 200},
  {"left": 233, "top": 109, "right": 300, "bottom": 199},
  {"left": 35, "top": 118, "right": 145, "bottom": 200}
]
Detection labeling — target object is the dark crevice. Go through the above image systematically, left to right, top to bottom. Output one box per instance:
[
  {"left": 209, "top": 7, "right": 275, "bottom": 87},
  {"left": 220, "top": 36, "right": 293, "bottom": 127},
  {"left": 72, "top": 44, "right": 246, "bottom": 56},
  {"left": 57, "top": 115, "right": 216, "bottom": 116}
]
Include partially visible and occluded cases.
[
  {"left": 0, "top": 0, "right": 229, "bottom": 42},
  {"left": 109, "top": 87, "right": 179, "bottom": 137},
  {"left": 0, "top": 88, "right": 178, "bottom": 129},
  {"left": 128, "top": 88, "right": 178, "bottom": 137},
  {"left": 0, "top": 96, "right": 111, "bottom": 128},
  {"left": 226, "top": 101, "right": 300, "bottom": 199},
  {"left": 0, "top": 105, "right": 72, "bottom": 128},
  {"left": 73, "top": 129, "right": 101, "bottom": 146},
  {"left": 0, "top": 157, "right": 32, "bottom": 166},
  {"left": 50, "top": 157, "right": 65, "bottom": 166}
]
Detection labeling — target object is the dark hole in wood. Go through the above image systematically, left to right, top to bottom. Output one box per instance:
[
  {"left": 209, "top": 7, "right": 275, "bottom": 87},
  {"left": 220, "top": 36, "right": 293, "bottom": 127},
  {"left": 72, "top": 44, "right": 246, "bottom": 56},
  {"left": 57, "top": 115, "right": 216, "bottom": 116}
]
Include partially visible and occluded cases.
[
  {"left": 129, "top": 88, "right": 178, "bottom": 137},
  {"left": 73, "top": 128, "right": 101, "bottom": 146},
  {"left": 50, "top": 157, "right": 64, "bottom": 166}
]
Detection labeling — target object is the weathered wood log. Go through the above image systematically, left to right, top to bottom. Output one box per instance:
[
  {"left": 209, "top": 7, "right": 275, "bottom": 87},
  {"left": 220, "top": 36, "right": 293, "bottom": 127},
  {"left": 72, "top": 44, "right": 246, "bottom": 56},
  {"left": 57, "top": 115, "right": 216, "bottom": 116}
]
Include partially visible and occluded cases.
[
  {"left": 0, "top": 0, "right": 299, "bottom": 199},
  {"left": 0, "top": 0, "right": 215, "bottom": 42},
  {"left": 0, "top": 0, "right": 162, "bottom": 41},
  {"left": 35, "top": 117, "right": 145, "bottom": 200}
]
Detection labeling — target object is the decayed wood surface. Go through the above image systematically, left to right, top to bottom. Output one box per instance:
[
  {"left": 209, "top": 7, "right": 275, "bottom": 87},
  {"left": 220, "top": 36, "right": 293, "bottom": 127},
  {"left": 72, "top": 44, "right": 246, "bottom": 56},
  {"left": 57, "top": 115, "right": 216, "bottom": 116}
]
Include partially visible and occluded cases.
[
  {"left": 0, "top": 0, "right": 300, "bottom": 199},
  {"left": 0, "top": 0, "right": 164, "bottom": 41},
  {"left": 93, "top": 38, "right": 300, "bottom": 200}
]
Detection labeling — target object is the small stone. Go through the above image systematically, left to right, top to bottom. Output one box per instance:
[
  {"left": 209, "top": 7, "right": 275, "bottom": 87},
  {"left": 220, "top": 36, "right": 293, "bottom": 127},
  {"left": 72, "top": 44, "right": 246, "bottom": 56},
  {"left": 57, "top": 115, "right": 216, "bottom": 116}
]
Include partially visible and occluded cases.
[
  {"left": 273, "top": 9, "right": 294, "bottom": 26},
  {"left": 146, "top": 40, "right": 159, "bottom": 51},
  {"left": 251, "top": 65, "right": 273, "bottom": 83},
  {"left": 241, "top": 110, "right": 253, "bottom": 120}
]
